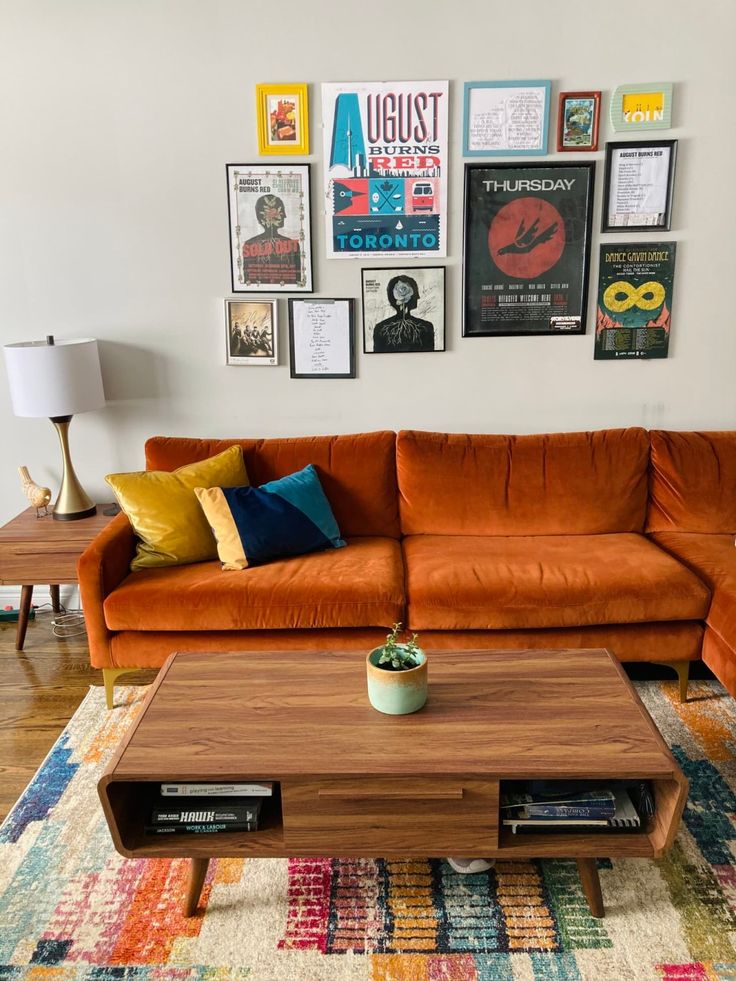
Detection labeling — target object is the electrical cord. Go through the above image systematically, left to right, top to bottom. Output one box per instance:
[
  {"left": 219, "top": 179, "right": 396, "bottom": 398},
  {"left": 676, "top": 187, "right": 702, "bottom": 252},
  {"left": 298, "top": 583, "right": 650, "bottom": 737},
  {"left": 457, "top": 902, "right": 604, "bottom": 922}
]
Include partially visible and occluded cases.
[{"left": 34, "top": 603, "right": 89, "bottom": 638}]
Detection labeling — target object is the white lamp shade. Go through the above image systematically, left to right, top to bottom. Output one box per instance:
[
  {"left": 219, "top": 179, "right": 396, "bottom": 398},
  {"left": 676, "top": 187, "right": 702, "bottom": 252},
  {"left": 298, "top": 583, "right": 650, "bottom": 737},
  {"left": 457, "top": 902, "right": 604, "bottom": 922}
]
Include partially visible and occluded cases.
[{"left": 3, "top": 338, "right": 105, "bottom": 418}]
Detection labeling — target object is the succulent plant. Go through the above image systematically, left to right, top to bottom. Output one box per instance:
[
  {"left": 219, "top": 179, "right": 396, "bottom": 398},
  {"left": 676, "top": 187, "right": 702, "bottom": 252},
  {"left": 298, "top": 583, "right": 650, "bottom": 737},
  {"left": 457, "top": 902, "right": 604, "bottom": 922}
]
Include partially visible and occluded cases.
[{"left": 376, "top": 622, "right": 423, "bottom": 671}]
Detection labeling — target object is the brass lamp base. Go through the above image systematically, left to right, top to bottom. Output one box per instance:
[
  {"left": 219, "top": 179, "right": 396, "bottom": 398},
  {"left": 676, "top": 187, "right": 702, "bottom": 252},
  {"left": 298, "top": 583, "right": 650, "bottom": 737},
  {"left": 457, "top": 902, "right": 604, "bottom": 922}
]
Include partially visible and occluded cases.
[{"left": 50, "top": 415, "right": 97, "bottom": 521}]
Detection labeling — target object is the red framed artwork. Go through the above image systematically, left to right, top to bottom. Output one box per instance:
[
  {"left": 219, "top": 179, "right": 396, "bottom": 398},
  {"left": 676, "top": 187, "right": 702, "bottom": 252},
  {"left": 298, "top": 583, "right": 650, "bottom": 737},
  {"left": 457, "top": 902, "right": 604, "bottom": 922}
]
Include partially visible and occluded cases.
[{"left": 557, "top": 92, "right": 601, "bottom": 152}]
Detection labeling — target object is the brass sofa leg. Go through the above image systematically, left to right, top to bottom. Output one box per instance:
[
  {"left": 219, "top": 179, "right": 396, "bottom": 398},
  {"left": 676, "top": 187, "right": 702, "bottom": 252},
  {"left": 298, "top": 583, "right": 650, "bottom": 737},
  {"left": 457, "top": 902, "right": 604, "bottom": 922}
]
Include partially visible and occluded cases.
[
  {"left": 664, "top": 660, "right": 690, "bottom": 704},
  {"left": 102, "top": 667, "right": 139, "bottom": 710}
]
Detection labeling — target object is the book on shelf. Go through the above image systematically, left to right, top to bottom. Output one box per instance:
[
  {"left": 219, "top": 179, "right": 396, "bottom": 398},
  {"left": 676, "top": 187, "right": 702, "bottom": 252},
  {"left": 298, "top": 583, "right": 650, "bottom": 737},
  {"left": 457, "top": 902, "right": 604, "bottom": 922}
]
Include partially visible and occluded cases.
[
  {"left": 160, "top": 782, "right": 273, "bottom": 797},
  {"left": 503, "top": 788, "right": 642, "bottom": 834},
  {"left": 150, "top": 797, "right": 263, "bottom": 825},
  {"left": 144, "top": 820, "right": 257, "bottom": 835}
]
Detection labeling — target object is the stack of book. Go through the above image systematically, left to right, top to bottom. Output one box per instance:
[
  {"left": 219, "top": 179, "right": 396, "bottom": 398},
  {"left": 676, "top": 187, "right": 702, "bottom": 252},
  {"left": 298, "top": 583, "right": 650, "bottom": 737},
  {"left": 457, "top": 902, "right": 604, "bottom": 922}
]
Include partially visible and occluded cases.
[
  {"left": 145, "top": 781, "right": 272, "bottom": 835},
  {"left": 501, "top": 784, "right": 645, "bottom": 834}
]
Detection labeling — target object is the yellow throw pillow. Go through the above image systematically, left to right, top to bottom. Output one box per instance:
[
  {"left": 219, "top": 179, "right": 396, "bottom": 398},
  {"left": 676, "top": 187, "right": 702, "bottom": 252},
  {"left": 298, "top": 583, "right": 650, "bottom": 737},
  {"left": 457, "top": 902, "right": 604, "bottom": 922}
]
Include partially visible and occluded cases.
[{"left": 106, "top": 446, "right": 248, "bottom": 570}]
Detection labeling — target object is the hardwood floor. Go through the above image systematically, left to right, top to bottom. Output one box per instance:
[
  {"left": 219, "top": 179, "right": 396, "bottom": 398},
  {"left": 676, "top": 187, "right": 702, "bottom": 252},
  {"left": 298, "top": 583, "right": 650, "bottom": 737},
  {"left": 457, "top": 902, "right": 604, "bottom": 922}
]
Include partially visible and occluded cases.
[{"left": 0, "top": 611, "right": 156, "bottom": 822}]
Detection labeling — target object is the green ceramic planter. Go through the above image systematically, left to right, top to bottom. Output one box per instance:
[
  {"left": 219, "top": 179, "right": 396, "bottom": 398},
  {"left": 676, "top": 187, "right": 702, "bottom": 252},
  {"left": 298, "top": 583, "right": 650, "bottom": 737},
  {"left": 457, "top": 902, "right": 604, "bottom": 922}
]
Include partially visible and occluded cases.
[{"left": 366, "top": 646, "right": 428, "bottom": 715}]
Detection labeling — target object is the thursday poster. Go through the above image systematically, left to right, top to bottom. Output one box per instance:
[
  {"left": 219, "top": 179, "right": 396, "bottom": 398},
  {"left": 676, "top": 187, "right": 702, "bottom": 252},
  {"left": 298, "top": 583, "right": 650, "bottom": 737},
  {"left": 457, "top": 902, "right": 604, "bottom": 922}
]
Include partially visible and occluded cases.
[
  {"left": 322, "top": 81, "right": 449, "bottom": 258},
  {"left": 463, "top": 163, "right": 594, "bottom": 336},
  {"left": 594, "top": 242, "right": 676, "bottom": 359}
]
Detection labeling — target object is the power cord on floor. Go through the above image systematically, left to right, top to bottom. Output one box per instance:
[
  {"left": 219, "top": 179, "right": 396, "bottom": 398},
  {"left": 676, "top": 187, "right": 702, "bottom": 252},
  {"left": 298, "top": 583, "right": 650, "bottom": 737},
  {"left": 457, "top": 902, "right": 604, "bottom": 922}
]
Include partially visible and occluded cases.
[{"left": 34, "top": 603, "right": 88, "bottom": 638}]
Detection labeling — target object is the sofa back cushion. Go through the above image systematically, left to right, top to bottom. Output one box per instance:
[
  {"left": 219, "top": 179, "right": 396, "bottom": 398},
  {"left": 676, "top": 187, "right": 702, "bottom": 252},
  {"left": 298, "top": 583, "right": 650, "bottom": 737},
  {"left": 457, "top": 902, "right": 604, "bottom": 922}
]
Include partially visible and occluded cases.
[
  {"left": 397, "top": 428, "right": 650, "bottom": 535},
  {"left": 145, "top": 431, "right": 400, "bottom": 538},
  {"left": 648, "top": 431, "right": 736, "bottom": 533}
]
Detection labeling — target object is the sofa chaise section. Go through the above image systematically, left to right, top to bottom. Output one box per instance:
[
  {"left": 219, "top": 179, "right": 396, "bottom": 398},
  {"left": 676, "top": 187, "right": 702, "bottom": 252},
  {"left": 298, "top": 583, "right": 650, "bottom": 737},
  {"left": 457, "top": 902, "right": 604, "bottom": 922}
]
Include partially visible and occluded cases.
[{"left": 648, "top": 430, "right": 736, "bottom": 696}]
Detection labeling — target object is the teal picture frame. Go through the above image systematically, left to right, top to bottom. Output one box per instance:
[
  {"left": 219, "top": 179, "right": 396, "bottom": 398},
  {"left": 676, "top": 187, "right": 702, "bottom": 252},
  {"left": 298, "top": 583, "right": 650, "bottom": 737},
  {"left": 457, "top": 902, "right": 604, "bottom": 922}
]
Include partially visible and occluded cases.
[
  {"left": 463, "top": 80, "right": 551, "bottom": 157},
  {"left": 610, "top": 83, "right": 673, "bottom": 132}
]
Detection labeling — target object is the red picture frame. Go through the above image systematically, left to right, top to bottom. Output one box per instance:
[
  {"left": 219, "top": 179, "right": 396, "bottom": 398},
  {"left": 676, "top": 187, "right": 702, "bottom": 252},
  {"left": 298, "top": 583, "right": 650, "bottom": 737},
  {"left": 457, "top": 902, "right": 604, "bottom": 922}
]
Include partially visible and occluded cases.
[{"left": 557, "top": 91, "right": 601, "bottom": 152}]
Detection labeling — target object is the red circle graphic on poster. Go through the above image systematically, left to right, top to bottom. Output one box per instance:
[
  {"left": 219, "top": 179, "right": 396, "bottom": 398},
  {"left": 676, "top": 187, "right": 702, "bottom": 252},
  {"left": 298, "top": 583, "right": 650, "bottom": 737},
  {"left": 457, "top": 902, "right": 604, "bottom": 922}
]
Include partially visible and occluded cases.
[{"left": 488, "top": 197, "right": 565, "bottom": 279}]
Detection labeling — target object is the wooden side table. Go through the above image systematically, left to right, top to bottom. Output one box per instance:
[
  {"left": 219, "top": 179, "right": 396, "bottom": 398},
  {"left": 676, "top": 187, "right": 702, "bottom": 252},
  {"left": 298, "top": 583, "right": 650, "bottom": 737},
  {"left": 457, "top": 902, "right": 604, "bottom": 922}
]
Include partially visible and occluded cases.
[{"left": 0, "top": 506, "right": 116, "bottom": 650}]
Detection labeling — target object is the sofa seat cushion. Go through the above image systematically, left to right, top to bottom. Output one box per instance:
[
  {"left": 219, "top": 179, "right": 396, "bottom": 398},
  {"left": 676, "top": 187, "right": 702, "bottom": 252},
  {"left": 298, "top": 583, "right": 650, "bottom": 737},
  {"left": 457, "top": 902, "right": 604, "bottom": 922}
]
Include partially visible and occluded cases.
[
  {"left": 650, "top": 533, "right": 736, "bottom": 645},
  {"left": 403, "top": 534, "right": 711, "bottom": 630},
  {"left": 104, "top": 537, "right": 404, "bottom": 631}
]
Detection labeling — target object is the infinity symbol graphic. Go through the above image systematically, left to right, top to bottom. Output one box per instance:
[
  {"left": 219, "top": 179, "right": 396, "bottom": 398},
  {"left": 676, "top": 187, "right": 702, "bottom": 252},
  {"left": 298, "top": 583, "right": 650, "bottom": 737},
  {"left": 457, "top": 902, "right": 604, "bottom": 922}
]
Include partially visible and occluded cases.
[{"left": 603, "top": 280, "right": 666, "bottom": 313}]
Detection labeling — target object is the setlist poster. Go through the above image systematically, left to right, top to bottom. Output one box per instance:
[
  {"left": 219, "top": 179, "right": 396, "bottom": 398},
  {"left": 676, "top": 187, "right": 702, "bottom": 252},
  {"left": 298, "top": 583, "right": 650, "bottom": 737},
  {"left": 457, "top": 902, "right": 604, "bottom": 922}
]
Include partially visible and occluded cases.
[
  {"left": 322, "top": 81, "right": 448, "bottom": 258},
  {"left": 463, "top": 163, "right": 594, "bottom": 336},
  {"left": 594, "top": 242, "right": 676, "bottom": 360}
]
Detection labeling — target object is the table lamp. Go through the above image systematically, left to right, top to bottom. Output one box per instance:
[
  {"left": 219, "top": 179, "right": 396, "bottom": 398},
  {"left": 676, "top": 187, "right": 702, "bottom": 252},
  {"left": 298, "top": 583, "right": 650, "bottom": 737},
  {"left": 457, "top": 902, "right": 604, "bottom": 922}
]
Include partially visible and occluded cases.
[{"left": 3, "top": 336, "right": 105, "bottom": 520}]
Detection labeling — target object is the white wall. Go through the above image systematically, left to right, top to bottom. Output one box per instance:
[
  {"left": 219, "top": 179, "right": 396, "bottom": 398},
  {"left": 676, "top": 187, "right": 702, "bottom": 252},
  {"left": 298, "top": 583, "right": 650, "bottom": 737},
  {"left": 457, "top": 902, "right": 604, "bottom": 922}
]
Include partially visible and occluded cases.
[{"left": 1, "top": 0, "right": 735, "bottom": 525}]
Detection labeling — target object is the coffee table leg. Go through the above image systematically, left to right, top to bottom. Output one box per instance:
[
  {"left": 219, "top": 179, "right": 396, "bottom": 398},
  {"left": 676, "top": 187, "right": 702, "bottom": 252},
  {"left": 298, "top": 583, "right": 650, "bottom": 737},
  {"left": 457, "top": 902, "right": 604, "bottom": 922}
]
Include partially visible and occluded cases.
[
  {"left": 16, "top": 585, "right": 34, "bottom": 651},
  {"left": 50, "top": 585, "right": 61, "bottom": 614},
  {"left": 184, "top": 857, "right": 209, "bottom": 916},
  {"left": 577, "top": 858, "right": 604, "bottom": 918}
]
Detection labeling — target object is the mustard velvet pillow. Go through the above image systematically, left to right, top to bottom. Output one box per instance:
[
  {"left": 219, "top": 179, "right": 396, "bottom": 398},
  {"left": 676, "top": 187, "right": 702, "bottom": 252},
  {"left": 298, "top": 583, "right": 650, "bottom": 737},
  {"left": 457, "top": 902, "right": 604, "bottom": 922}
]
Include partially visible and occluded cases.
[{"left": 106, "top": 446, "right": 248, "bottom": 570}]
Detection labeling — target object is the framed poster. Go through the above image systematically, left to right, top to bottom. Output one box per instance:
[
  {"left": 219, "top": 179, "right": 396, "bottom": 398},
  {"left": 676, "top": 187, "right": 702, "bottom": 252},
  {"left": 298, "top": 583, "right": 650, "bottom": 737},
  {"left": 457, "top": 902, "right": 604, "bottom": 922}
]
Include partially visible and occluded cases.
[
  {"left": 321, "top": 80, "right": 449, "bottom": 259},
  {"left": 463, "top": 80, "right": 551, "bottom": 156},
  {"left": 256, "top": 83, "right": 309, "bottom": 155},
  {"left": 610, "top": 83, "right": 673, "bottom": 132},
  {"left": 557, "top": 92, "right": 601, "bottom": 151},
  {"left": 602, "top": 140, "right": 677, "bottom": 231},
  {"left": 226, "top": 163, "right": 313, "bottom": 292},
  {"left": 463, "top": 163, "right": 595, "bottom": 337},
  {"left": 594, "top": 242, "right": 676, "bottom": 360},
  {"left": 361, "top": 267, "right": 445, "bottom": 353},
  {"left": 224, "top": 299, "right": 278, "bottom": 366},
  {"left": 288, "top": 299, "right": 355, "bottom": 378}
]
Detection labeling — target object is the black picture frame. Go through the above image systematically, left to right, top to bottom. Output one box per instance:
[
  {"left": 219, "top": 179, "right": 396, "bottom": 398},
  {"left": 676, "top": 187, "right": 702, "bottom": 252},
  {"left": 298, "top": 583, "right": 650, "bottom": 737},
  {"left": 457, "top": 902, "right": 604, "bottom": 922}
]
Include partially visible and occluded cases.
[
  {"left": 601, "top": 140, "right": 677, "bottom": 232},
  {"left": 462, "top": 162, "right": 595, "bottom": 337},
  {"left": 226, "top": 163, "right": 314, "bottom": 293},
  {"left": 361, "top": 266, "right": 446, "bottom": 353},
  {"left": 288, "top": 298, "right": 356, "bottom": 379}
]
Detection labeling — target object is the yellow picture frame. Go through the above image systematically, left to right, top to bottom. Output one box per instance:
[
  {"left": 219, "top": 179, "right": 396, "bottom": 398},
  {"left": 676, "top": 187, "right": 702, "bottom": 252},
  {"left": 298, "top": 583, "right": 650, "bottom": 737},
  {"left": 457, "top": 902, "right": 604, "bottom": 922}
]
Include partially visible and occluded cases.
[{"left": 256, "top": 83, "right": 309, "bottom": 156}]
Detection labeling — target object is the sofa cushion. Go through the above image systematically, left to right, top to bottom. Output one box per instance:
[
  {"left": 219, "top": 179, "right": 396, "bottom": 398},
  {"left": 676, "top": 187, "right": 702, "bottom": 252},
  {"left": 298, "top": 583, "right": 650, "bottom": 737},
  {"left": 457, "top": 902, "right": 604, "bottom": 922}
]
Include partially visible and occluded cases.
[
  {"left": 397, "top": 428, "right": 649, "bottom": 536},
  {"left": 145, "top": 431, "right": 400, "bottom": 539},
  {"left": 648, "top": 431, "right": 736, "bottom": 533},
  {"left": 105, "top": 446, "right": 248, "bottom": 571},
  {"left": 196, "top": 465, "right": 345, "bottom": 570},
  {"left": 650, "top": 532, "right": 736, "bottom": 646},
  {"left": 402, "top": 534, "right": 711, "bottom": 630},
  {"left": 104, "top": 537, "right": 404, "bottom": 631}
]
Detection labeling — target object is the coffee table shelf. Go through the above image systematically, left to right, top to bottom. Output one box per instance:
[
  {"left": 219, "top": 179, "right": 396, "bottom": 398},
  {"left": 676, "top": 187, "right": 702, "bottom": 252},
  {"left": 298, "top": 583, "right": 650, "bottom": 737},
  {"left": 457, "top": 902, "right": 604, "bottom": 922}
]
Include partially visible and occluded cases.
[{"left": 99, "top": 648, "right": 687, "bottom": 917}]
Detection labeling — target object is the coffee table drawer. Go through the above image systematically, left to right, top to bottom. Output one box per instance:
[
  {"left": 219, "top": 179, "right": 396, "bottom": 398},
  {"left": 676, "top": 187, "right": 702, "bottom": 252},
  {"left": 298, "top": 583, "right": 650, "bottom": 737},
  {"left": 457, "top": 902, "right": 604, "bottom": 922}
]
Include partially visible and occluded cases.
[{"left": 282, "top": 777, "right": 499, "bottom": 853}]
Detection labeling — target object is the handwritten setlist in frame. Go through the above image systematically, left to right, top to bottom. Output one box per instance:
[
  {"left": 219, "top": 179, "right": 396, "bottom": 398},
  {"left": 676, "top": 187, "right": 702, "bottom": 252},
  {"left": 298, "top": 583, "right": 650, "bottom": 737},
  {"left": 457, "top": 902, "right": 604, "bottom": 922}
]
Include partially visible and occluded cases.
[
  {"left": 463, "top": 81, "right": 551, "bottom": 157},
  {"left": 602, "top": 140, "right": 677, "bottom": 232},
  {"left": 288, "top": 299, "right": 356, "bottom": 378}
]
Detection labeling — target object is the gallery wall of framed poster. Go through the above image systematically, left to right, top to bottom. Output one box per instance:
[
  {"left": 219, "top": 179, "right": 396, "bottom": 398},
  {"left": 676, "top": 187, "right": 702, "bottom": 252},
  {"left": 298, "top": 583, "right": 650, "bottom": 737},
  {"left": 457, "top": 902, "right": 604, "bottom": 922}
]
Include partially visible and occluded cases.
[
  {"left": 321, "top": 80, "right": 449, "bottom": 259},
  {"left": 602, "top": 140, "right": 677, "bottom": 232},
  {"left": 226, "top": 163, "right": 313, "bottom": 292},
  {"left": 463, "top": 163, "right": 595, "bottom": 337},
  {"left": 594, "top": 242, "right": 676, "bottom": 360},
  {"left": 362, "top": 267, "right": 445, "bottom": 353},
  {"left": 288, "top": 298, "right": 355, "bottom": 378}
]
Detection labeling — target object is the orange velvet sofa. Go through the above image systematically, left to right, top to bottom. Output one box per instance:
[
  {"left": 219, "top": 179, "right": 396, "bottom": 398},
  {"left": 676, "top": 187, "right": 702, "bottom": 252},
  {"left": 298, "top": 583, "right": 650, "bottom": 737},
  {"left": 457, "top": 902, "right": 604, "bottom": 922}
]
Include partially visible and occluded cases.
[{"left": 78, "top": 428, "right": 735, "bottom": 708}]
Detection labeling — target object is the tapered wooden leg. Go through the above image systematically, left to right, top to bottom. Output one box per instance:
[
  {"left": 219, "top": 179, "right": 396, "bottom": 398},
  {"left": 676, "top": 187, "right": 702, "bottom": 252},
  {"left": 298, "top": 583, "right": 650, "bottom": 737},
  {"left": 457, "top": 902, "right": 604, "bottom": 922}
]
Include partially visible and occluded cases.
[
  {"left": 16, "top": 585, "right": 34, "bottom": 651},
  {"left": 50, "top": 585, "right": 61, "bottom": 614},
  {"left": 665, "top": 660, "right": 690, "bottom": 703},
  {"left": 184, "top": 857, "right": 209, "bottom": 916},
  {"left": 577, "top": 858, "right": 604, "bottom": 918}
]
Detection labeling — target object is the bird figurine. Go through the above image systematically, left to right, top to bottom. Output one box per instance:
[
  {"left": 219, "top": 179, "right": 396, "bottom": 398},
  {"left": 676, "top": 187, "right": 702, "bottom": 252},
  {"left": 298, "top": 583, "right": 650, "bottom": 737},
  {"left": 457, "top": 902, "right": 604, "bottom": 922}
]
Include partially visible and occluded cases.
[{"left": 18, "top": 466, "right": 52, "bottom": 517}]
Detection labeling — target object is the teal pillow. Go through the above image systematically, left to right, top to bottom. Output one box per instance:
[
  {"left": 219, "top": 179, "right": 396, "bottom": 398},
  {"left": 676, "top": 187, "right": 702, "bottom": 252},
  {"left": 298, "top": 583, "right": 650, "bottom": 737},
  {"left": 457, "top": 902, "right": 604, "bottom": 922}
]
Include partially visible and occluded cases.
[{"left": 195, "top": 464, "right": 346, "bottom": 569}]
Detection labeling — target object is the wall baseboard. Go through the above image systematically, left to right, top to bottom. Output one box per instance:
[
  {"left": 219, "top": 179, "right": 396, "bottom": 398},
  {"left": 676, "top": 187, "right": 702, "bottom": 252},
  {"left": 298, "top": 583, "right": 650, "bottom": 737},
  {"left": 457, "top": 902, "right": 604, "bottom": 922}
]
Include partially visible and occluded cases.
[{"left": 0, "top": 585, "right": 81, "bottom": 610}]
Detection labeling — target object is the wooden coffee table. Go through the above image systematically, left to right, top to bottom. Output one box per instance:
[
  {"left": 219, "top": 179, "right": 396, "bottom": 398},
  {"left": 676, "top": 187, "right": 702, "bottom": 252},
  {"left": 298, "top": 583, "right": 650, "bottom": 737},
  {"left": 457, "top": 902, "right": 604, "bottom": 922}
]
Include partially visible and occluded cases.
[{"left": 99, "top": 648, "right": 687, "bottom": 918}]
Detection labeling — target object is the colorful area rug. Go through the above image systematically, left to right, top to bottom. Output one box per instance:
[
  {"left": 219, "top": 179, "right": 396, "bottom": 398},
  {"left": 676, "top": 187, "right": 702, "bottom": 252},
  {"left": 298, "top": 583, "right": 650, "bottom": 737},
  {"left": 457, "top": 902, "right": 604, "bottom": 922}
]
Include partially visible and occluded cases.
[{"left": 0, "top": 680, "right": 734, "bottom": 980}]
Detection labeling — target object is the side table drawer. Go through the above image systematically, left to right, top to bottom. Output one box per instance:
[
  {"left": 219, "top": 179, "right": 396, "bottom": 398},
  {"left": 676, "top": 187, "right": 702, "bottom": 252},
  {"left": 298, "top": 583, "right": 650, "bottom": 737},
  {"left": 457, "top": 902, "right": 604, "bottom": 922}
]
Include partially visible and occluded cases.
[
  {"left": 0, "top": 545, "right": 82, "bottom": 584},
  {"left": 282, "top": 777, "right": 498, "bottom": 854}
]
